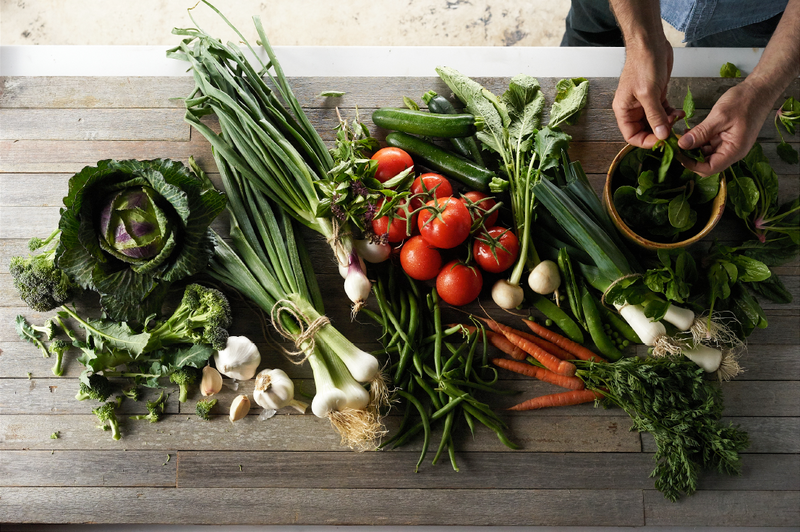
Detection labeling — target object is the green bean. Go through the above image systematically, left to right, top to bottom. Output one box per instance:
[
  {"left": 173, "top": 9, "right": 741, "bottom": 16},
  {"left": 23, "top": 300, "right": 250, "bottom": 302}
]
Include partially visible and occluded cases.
[
  {"left": 581, "top": 286, "right": 623, "bottom": 361},
  {"left": 432, "top": 288, "right": 444, "bottom": 378},
  {"left": 394, "top": 292, "right": 420, "bottom": 383},
  {"left": 530, "top": 293, "right": 585, "bottom": 343},
  {"left": 359, "top": 308, "right": 385, "bottom": 328},
  {"left": 442, "top": 340, "right": 470, "bottom": 374},
  {"left": 414, "top": 375, "right": 443, "bottom": 410},
  {"left": 444, "top": 378, "right": 520, "bottom": 395},
  {"left": 395, "top": 390, "right": 430, "bottom": 472},
  {"left": 432, "top": 409, "right": 456, "bottom": 466},
  {"left": 463, "top": 409, "right": 476, "bottom": 436},
  {"left": 447, "top": 437, "right": 460, "bottom": 472}
]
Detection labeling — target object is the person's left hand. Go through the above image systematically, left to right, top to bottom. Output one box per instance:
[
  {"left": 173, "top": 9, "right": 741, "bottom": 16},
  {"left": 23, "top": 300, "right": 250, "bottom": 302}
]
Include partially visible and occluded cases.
[{"left": 678, "top": 81, "right": 775, "bottom": 176}]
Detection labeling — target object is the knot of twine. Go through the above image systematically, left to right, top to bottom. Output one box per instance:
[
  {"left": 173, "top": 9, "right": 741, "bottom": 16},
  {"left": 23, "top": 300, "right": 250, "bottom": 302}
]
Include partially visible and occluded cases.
[
  {"left": 325, "top": 218, "right": 353, "bottom": 268},
  {"left": 601, "top": 273, "right": 644, "bottom": 310},
  {"left": 270, "top": 299, "right": 330, "bottom": 365}
]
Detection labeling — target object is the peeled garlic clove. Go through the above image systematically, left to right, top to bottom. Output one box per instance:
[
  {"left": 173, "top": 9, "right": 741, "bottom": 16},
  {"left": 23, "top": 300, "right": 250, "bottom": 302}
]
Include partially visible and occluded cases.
[
  {"left": 201, "top": 366, "right": 223, "bottom": 396},
  {"left": 229, "top": 394, "right": 250, "bottom": 422}
]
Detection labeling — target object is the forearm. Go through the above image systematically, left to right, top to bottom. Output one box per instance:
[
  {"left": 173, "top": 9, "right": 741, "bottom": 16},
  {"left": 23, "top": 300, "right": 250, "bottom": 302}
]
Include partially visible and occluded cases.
[
  {"left": 608, "top": 0, "right": 666, "bottom": 49},
  {"left": 744, "top": 0, "right": 800, "bottom": 103}
]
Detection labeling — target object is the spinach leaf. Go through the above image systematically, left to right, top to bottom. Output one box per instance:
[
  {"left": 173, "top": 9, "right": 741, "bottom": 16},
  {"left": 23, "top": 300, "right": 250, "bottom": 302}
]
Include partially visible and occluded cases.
[
  {"left": 719, "top": 62, "right": 742, "bottom": 78},
  {"left": 683, "top": 86, "right": 695, "bottom": 129},
  {"left": 777, "top": 142, "right": 799, "bottom": 164},
  {"left": 694, "top": 174, "right": 721, "bottom": 203},
  {"left": 726, "top": 174, "right": 759, "bottom": 219},
  {"left": 668, "top": 193, "right": 692, "bottom": 229}
]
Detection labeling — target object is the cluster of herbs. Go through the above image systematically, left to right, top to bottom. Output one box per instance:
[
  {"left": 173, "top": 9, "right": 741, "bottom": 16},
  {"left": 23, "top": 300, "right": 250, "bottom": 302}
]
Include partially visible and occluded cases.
[
  {"left": 315, "top": 114, "right": 414, "bottom": 238},
  {"left": 10, "top": 158, "right": 230, "bottom": 439},
  {"left": 577, "top": 356, "right": 749, "bottom": 502}
]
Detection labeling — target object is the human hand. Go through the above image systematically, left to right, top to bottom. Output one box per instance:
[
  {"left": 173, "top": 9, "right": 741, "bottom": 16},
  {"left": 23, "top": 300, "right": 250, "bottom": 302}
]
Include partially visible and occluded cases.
[
  {"left": 612, "top": 40, "right": 684, "bottom": 148},
  {"left": 677, "top": 81, "right": 775, "bottom": 177}
]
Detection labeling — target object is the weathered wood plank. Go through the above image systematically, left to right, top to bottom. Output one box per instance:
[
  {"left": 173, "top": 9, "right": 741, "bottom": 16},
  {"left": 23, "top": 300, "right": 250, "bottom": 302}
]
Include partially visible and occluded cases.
[
  {"left": 2, "top": 76, "right": 797, "bottom": 111},
  {"left": 0, "top": 109, "right": 189, "bottom": 141},
  {"left": 0, "top": 378, "right": 180, "bottom": 415},
  {"left": 720, "top": 381, "right": 800, "bottom": 417},
  {"left": 0, "top": 413, "right": 641, "bottom": 452},
  {"left": 641, "top": 417, "right": 800, "bottom": 454},
  {"left": 0, "top": 450, "right": 176, "bottom": 487},
  {"left": 177, "top": 450, "right": 796, "bottom": 491},
  {"left": 0, "top": 487, "right": 645, "bottom": 526},
  {"left": 644, "top": 489, "right": 800, "bottom": 527}
]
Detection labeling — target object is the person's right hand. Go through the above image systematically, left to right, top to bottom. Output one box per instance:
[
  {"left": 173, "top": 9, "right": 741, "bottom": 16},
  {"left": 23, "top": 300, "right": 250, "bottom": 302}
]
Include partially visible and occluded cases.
[{"left": 612, "top": 38, "right": 683, "bottom": 148}]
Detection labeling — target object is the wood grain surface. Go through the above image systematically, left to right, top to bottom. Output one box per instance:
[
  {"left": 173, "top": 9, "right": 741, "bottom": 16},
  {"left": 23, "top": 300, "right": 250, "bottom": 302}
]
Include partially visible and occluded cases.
[{"left": 0, "top": 75, "right": 797, "bottom": 527}]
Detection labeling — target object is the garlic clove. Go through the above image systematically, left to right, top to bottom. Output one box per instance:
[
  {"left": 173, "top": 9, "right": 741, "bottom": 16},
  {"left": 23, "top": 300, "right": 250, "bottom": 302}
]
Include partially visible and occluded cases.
[
  {"left": 201, "top": 365, "right": 223, "bottom": 396},
  {"left": 229, "top": 394, "right": 251, "bottom": 422}
]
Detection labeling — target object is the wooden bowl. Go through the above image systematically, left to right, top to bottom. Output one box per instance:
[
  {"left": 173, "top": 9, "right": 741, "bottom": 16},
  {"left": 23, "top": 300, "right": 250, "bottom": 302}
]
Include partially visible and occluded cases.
[{"left": 603, "top": 143, "right": 727, "bottom": 251}]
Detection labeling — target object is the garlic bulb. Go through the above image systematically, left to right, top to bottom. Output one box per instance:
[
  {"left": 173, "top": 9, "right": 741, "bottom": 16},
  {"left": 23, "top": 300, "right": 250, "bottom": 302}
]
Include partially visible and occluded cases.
[
  {"left": 214, "top": 336, "right": 261, "bottom": 381},
  {"left": 201, "top": 365, "right": 223, "bottom": 396},
  {"left": 253, "top": 368, "right": 308, "bottom": 413},
  {"left": 229, "top": 394, "right": 251, "bottom": 422}
]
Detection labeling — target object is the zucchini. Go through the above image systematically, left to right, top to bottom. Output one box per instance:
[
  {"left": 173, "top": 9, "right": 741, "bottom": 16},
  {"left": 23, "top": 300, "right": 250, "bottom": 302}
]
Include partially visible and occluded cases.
[
  {"left": 422, "top": 91, "right": 485, "bottom": 166},
  {"left": 373, "top": 107, "right": 482, "bottom": 138},
  {"left": 385, "top": 132, "right": 494, "bottom": 192}
]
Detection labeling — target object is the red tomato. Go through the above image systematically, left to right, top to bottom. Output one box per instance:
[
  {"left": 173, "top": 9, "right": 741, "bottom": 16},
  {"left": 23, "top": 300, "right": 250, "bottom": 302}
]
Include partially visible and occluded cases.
[
  {"left": 371, "top": 147, "right": 413, "bottom": 183},
  {"left": 409, "top": 173, "right": 453, "bottom": 210},
  {"left": 462, "top": 191, "right": 499, "bottom": 228},
  {"left": 417, "top": 197, "right": 472, "bottom": 249},
  {"left": 372, "top": 199, "right": 416, "bottom": 243},
  {"left": 473, "top": 227, "right": 520, "bottom": 273},
  {"left": 400, "top": 235, "right": 442, "bottom": 281},
  {"left": 436, "top": 261, "right": 483, "bottom": 306}
]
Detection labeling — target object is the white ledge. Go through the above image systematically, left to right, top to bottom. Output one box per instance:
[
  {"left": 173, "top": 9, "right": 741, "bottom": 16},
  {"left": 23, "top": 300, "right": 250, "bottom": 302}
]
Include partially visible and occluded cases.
[{"left": 0, "top": 45, "right": 767, "bottom": 77}]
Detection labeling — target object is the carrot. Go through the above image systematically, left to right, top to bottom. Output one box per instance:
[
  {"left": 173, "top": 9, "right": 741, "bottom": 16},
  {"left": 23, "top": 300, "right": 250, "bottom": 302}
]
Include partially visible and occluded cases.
[
  {"left": 479, "top": 318, "right": 574, "bottom": 360},
  {"left": 522, "top": 318, "right": 606, "bottom": 363},
  {"left": 454, "top": 324, "right": 527, "bottom": 361},
  {"left": 499, "top": 328, "right": 577, "bottom": 377},
  {"left": 491, "top": 358, "right": 585, "bottom": 390},
  {"left": 507, "top": 389, "right": 603, "bottom": 411}
]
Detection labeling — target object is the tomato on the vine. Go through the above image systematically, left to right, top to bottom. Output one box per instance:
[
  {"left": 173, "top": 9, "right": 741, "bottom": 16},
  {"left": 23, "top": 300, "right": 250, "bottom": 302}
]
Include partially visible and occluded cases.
[
  {"left": 371, "top": 147, "right": 413, "bottom": 183},
  {"left": 409, "top": 173, "right": 453, "bottom": 210},
  {"left": 462, "top": 191, "right": 499, "bottom": 228},
  {"left": 417, "top": 197, "right": 471, "bottom": 249},
  {"left": 372, "top": 199, "right": 416, "bottom": 243},
  {"left": 473, "top": 226, "right": 520, "bottom": 273},
  {"left": 400, "top": 235, "right": 442, "bottom": 281},
  {"left": 436, "top": 260, "right": 483, "bottom": 306}
]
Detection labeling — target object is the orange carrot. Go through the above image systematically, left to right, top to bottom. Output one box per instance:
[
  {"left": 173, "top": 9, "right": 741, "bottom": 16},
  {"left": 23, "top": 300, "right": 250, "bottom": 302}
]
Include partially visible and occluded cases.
[
  {"left": 479, "top": 318, "right": 574, "bottom": 360},
  {"left": 522, "top": 318, "right": 606, "bottom": 363},
  {"left": 454, "top": 324, "right": 528, "bottom": 361},
  {"left": 499, "top": 328, "right": 577, "bottom": 377},
  {"left": 491, "top": 358, "right": 585, "bottom": 390},
  {"left": 507, "top": 389, "right": 603, "bottom": 411}
]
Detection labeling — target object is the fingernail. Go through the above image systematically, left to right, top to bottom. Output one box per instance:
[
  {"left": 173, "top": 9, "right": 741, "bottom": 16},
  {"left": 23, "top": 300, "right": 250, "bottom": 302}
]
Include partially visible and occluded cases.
[
  {"left": 655, "top": 125, "right": 669, "bottom": 140},
  {"left": 679, "top": 133, "right": 694, "bottom": 148}
]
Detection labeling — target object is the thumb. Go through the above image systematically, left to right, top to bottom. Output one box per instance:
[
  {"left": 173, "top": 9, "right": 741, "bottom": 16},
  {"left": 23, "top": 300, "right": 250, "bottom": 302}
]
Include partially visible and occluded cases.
[
  {"left": 639, "top": 91, "right": 672, "bottom": 141},
  {"left": 678, "top": 116, "right": 721, "bottom": 150}
]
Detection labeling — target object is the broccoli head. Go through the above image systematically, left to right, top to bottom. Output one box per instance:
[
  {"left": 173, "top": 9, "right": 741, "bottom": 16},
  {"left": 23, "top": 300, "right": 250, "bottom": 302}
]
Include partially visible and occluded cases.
[
  {"left": 9, "top": 231, "right": 78, "bottom": 312},
  {"left": 146, "top": 284, "right": 232, "bottom": 351},
  {"left": 49, "top": 339, "right": 70, "bottom": 377},
  {"left": 169, "top": 366, "right": 201, "bottom": 403},
  {"left": 76, "top": 373, "right": 115, "bottom": 402},
  {"left": 122, "top": 386, "right": 142, "bottom": 401},
  {"left": 132, "top": 391, "right": 168, "bottom": 423},
  {"left": 195, "top": 398, "right": 218, "bottom": 421},
  {"left": 93, "top": 400, "right": 121, "bottom": 441}
]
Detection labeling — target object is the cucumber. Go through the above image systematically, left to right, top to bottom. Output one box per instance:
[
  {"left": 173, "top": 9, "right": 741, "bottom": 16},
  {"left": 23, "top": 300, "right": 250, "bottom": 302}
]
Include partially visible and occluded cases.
[
  {"left": 422, "top": 91, "right": 485, "bottom": 166},
  {"left": 373, "top": 107, "right": 481, "bottom": 138},
  {"left": 385, "top": 132, "right": 494, "bottom": 192}
]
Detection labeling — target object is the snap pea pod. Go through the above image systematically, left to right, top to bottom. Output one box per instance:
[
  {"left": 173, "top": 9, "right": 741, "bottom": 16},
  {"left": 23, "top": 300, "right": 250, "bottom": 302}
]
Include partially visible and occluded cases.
[
  {"left": 558, "top": 248, "right": 585, "bottom": 329},
  {"left": 581, "top": 286, "right": 623, "bottom": 361},
  {"left": 530, "top": 293, "right": 585, "bottom": 344},
  {"left": 597, "top": 302, "right": 642, "bottom": 344}
]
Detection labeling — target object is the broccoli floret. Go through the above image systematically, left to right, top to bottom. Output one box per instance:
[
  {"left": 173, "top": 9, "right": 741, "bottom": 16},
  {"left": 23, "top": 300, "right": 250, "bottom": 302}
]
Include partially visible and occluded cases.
[
  {"left": 9, "top": 230, "right": 78, "bottom": 312},
  {"left": 146, "top": 284, "right": 232, "bottom": 351},
  {"left": 14, "top": 315, "right": 50, "bottom": 358},
  {"left": 31, "top": 319, "right": 57, "bottom": 341},
  {"left": 49, "top": 339, "right": 70, "bottom": 377},
  {"left": 169, "top": 366, "right": 200, "bottom": 403},
  {"left": 76, "top": 373, "right": 115, "bottom": 402},
  {"left": 122, "top": 386, "right": 142, "bottom": 401},
  {"left": 132, "top": 391, "right": 168, "bottom": 423},
  {"left": 195, "top": 398, "right": 218, "bottom": 421},
  {"left": 93, "top": 400, "right": 121, "bottom": 441}
]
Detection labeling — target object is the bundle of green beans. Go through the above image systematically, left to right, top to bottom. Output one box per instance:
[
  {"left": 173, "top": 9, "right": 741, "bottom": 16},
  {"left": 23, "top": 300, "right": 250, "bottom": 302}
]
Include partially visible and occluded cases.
[{"left": 363, "top": 262, "right": 518, "bottom": 471}]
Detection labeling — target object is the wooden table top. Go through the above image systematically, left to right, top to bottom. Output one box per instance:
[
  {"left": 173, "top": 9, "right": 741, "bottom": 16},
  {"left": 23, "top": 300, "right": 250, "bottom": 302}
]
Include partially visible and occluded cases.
[{"left": 0, "top": 74, "right": 798, "bottom": 527}]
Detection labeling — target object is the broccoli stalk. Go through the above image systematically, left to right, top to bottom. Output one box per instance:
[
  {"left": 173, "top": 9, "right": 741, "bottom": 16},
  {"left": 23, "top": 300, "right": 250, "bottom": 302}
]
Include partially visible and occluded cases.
[
  {"left": 9, "top": 230, "right": 78, "bottom": 312},
  {"left": 145, "top": 284, "right": 232, "bottom": 351},
  {"left": 14, "top": 315, "right": 50, "bottom": 358},
  {"left": 30, "top": 319, "right": 57, "bottom": 341},
  {"left": 49, "top": 339, "right": 70, "bottom": 376},
  {"left": 169, "top": 366, "right": 201, "bottom": 403},
  {"left": 76, "top": 373, "right": 115, "bottom": 402},
  {"left": 132, "top": 391, "right": 169, "bottom": 423},
  {"left": 93, "top": 398, "right": 122, "bottom": 441},
  {"left": 195, "top": 398, "right": 218, "bottom": 421}
]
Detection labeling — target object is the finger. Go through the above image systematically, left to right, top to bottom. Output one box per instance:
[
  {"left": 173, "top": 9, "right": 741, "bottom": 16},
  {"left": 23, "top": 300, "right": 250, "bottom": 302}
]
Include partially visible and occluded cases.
[
  {"left": 638, "top": 90, "right": 673, "bottom": 141},
  {"left": 678, "top": 114, "right": 724, "bottom": 150},
  {"left": 684, "top": 151, "right": 734, "bottom": 177}
]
